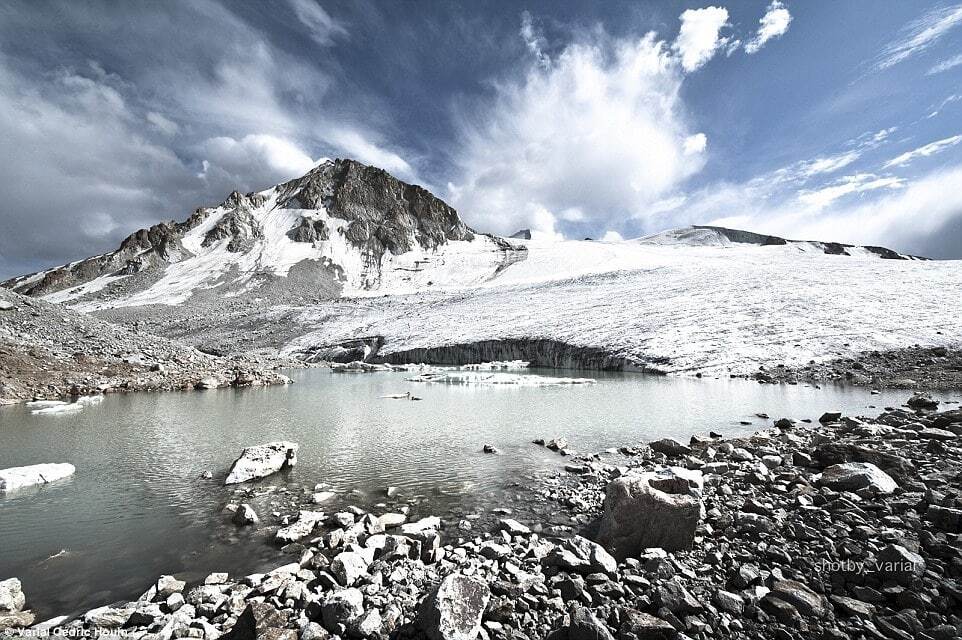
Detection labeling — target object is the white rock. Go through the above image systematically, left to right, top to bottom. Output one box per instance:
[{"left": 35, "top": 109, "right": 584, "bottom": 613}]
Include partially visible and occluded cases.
[
  {"left": 225, "top": 441, "right": 298, "bottom": 485},
  {"left": 0, "top": 463, "right": 75, "bottom": 492}
]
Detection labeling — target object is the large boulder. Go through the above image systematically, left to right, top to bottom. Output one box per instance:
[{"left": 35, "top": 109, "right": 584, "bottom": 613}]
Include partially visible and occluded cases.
[
  {"left": 225, "top": 442, "right": 298, "bottom": 485},
  {"left": 812, "top": 443, "right": 915, "bottom": 481},
  {"left": 817, "top": 462, "right": 897, "bottom": 495},
  {"left": 0, "top": 463, "right": 75, "bottom": 492},
  {"left": 596, "top": 467, "right": 703, "bottom": 559},
  {"left": 276, "top": 511, "right": 324, "bottom": 543},
  {"left": 416, "top": 574, "right": 490, "bottom": 640},
  {"left": 0, "top": 578, "right": 25, "bottom": 613},
  {"left": 320, "top": 588, "right": 364, "bottom": 633},
  {"left": 220, "top": 602, "right": 295, "bottom": 640},
  {"left": 546, "top": 604, "right": 615, "bottom": 640}
]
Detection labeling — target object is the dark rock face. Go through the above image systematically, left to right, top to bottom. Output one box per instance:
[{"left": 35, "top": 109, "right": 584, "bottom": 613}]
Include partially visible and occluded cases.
[
  {"left": 280, "top": 159, "right": 474, "bottom": 262},
  {"left": 202, "top": 207, "right": 262, "bottom": 253},
  {"left": 286, "top": 217, "right": 329, "bottom": 243},
  {"left": 510, "top": 229, "right": 532, "bottom": 240}
]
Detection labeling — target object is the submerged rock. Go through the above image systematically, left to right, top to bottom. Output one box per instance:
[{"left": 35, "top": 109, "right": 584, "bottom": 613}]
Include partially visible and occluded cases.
[
  {"left": 225, "top": 441, "right": 299, "bottom": 485},
  {"left": 0, "top": 463, "right": 75, "bottom": 492},
  {"left": 596, "top": 467, "right": 702, "bottom": 559},
  {"left": 233, "top": 503, "right": 259, "bottom": 526}
]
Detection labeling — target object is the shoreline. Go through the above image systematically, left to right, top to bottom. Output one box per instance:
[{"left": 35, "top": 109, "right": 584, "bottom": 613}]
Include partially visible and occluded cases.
[{"left": 3, "top": 390, "right": 961, "bottom": 639}]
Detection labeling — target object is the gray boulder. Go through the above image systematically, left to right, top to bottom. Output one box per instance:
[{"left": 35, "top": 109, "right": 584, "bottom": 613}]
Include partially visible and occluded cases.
[
  {"left": 225, "top": 441, "right": 299, "bottom": 485},
  {"left": 817, "top": 462, "right": 897, "bottom": 494},
  {"left": 596, "top": 467, "right": 703, "bottom": 559},
  {"left": 233, "top": 503, "right": 259, "bottom": 526},
  {"left": 416, "top": 574, "right": 490, "bottom": 640},
  {"left": 0, "top": 578, "right": 25, "bottom": 613},
  {"left": 321, "top": 588, "right": 364, "bottom": 632},
  {"left": 546, "top": 604, "right": 614, "bottom": 640}
]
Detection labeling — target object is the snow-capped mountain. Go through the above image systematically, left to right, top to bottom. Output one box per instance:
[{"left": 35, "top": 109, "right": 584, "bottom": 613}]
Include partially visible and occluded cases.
[
  {"left": 3, "top": 158, "right": 959, "bottom": 375},
  {"left": 2, "top": 159, "right": 525, "bottom": 309}
]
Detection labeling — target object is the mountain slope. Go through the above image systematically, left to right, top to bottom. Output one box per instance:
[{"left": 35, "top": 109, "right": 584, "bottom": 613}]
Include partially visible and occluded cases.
[{"left": 3, "top": 159, "right": 959, "bottom": 375}]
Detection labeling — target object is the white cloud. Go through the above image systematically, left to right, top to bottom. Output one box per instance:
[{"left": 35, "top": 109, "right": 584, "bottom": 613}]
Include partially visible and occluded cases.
[
  {"left": 288, "top": 0, "right": 347, "bottom": 47},
  {"left": 744, "top": 1, "right": 792, "bottom": 54},
  {"left": 876, "top": 4, "right": 962, "bottom": 71},
  {"left": 673, "top": 6, "right": 730, "bottom": 72},
  {"left": 520, "top": 10, "right": 551, "bottom": 70},
  {"left": 449, "top": 30, "right": 705, "bottom": 239},
  {"left": 928, "top": 53, "right": 962, "bottom": 75},
  {"left": 927, "top": 94, "right": 962, "bottom": 118},
  {"left": 146, "top": 111, "right": 179, "bottom": 136},
  {"left": 326, "top": 129, "right": 414, "bottom": 179},
  {"left": 684, "top": 133, "right": 707, "bottom": 155},
  {"left": 198, "top": 134, "right": 316, "bottom": 186},
  {"left": 883, "top": 135, "right": 962, "bottom": 168},
  {"left": 795, "top": 151, "right": 860, "bottom": 178},
  {"left": 797, "top": 173, "right": 904, "bottom": 208},
  {"left": 601, "top": 230, "right": 625, "bottom": 241}
]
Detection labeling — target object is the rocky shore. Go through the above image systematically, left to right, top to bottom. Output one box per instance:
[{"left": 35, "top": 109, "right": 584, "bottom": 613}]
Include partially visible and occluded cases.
[
  {"left": 0, "top": 289, "right": 292, "bottom": 405},
  {"left": 752, "top": 345, "right": 962, "bottom": 391},
  {"left": 3, "top": 391, "right": 962, "bottom": 639}
]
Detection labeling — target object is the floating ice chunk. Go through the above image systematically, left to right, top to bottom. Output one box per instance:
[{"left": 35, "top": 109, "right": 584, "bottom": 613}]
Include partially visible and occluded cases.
[
  {"left": 406, "top": 372, "right": 594, "bottom": 386},
  {"left": 31, "top": 403, "right": 83, "bottom": 415}
]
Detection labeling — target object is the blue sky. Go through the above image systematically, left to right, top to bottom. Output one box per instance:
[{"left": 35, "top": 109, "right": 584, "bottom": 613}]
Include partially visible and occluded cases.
[{"left": 1, "top": 1, "right": 961, "bottom": 278}]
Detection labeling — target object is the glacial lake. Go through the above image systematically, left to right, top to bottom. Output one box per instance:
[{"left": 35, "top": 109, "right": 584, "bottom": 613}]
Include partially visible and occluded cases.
[{"left": 0, "top": 367, "right": 945, "bottom": 618}]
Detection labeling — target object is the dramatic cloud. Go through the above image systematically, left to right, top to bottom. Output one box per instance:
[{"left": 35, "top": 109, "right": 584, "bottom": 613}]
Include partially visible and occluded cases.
[
  {"left": 288, "top": 0, "right": 347, "bottom": 47},
  {"left": 744, "top": 1, "right": 792, "bottom": 54},
  {"left": 876, "top": 3, "right": 962, "bottom": 70},
  {"left": 673, "top": 6, "right": 730, "bottom": 72},
  {"left": 520, "top": 10, "right": 551, "bottom": 70},
  {"left": 449, "top": 30, "right": 705, "bottom": 240},
  {"left": 928, "top": 53, "right": 962, "bottom": 75},
  {"left": 197, "top": 135, "right": 317, "bottom": 187},
  {"left": 883, "top": 135, "right": 962, "bottom": 168},
  {"left": 796, "top": 173, "right": 904, "bottom": 208}
]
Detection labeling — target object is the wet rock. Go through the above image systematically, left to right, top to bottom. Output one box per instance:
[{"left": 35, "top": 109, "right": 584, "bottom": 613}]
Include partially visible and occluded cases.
[
  {"left": 907, "top": 392, "right": 939, "bottom": 411},
  {"left": 819, "top": 411, "right": 842, "bottom": 423},
  {"left": 546, "top": 438, "right": 568, "bottom": 451},
  {"left": 649, "top": 438, "right": 691, "bottom": 456},
  {"left": 225, "top": 441, "right": 299, "bottom": 485},
  {"left": 482, "top": 444, "right": 498, "bottom": 454},
  {"left": 817, "top": 462, "right": 897, "bottom": 494},
  {"left": 0, "top": 463, "right": 76, "bottom": 492},
  {"left": 596, "top": 467, "right": 702, "bottom": 558},
  {"left": 234, "top": 503, "right": 260, "bottom": 526},
  {"left": 276, "top": 511, "right": 324, "bottom": 543},
  {"left": 415, "top": 574, "right": 490, "bottom": 640}
]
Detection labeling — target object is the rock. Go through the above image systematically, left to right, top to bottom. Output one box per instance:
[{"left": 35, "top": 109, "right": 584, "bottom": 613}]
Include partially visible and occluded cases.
[
  {"left": 0, "top": 300, "right": 14, "bottom": 311},
  {"left": 195, "top": 376, "right": 223, "bottom": 390},
  {"left": 907, "top": 392, "right": 939, "bottom": 411},
  {"left": 819, "top": 411, "right": 842, "bottom": 423},
  {"left": 918, "top": 428, "right": 957, "bottom": 441},
  {"left": 546, "top": 438, "right": 568, "bottom": 451},
  {"left": 649, "top": 438, "right": 691, "bottom": 456},
  {"left": 225, "top": 441, "right": 299, "bottom": 485},
  {"left": 812, "top": 442, "right": 915, "bottom": 481},
  {"left": 482, "top": 444, "right": 498, "bottom": 454},
  {"left": 817, "top": 462, "right": 897, "bottom": 494},
  {"left": 0, "top": 463, "right": 76, "bottom": 492},
  {"left": 596, "top": 467, "right": 702, "bottom": 559},
  {"left": 312, "top": 491, "right": 336, "bottom": 504},
  {"left": 233, "top": 503, "right": 260, "bottom": 526},
  {"left": 926, "top": 504, "right": 962, "bottom": 532},
  {"left": 276, "top": 511, "right": 325, "bottom": 543},
  {"left": 377, "top": 513, "right": 406, "bottom": 528},
  {"left": 497, "top": 518, "right": 531, "bottom": 535},
  {"left": 876, "top": 544, "right": 925, "bottom": 586},
  {"left": 331, "top": 551, "right": 370, "bottom": 586},
  {"left": 156, "top": 574, "right": 186, "bottom": 598},
  {"left": 416, "top": 574, "right": 490, "bottom": 640},
  {"left": 0, "top": 578, "right": 25, "bottom": 613},
  {"left": 657, "top": 578, "right": 703, "bottom": 615},
  {"left": 769, "top": 579, "right": 827, "bottom": 617},
  {"left": 321, "top": 589, "right": 364, "bottom": 631},
  {"left": 713, "top": 590, "right": 745, "bottom": 615},
  {"left": 830, "top": 595, "right": 876, "bottom": 618},
  {"left": 221, "top": 602, "right": 295, "bottom": 640},
  {"left": 546, "top": 604, "right": 614, "bottom": 640},
  {"left": 83, "top": 605, "right": 133, "bottom": 628},
  {"left": 351, "top": 608, "right": 382, "bottom": 638},
  {"left": 617, "top": 609, "right": 677, "bottom": 640},
  {"left": 0, "top": 611, "right": 35, "bottom": 631}
]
